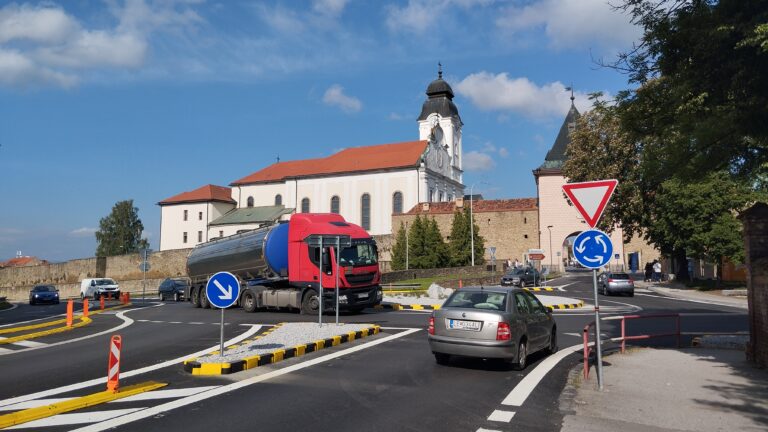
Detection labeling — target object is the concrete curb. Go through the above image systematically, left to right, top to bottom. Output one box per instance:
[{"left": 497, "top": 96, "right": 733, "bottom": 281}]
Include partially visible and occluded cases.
[
  {"left": 647, "top": 286, "right": 748, "bottom": 309},
  {"left": 524, "top": 287, "right": 556, "bottom": 292},
  {"left": 547, "top": 301, "right": 585, "bottom": 310},
  {"left": 375, "top": 303, "right": 441, "bottom": 311},
  {"left": 183, "top": 324, "right": 381, "bottom": 375}
]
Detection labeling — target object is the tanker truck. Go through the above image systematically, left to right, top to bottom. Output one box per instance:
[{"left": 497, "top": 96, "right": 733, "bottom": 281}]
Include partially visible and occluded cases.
[{"left": 185, "top": 213, "right": 382, "bottom": 314}]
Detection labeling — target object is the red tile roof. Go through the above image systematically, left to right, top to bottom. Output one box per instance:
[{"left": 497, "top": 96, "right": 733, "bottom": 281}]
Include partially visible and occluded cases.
[
  {"left": 231, "top": 141, "right": 428, "bottom": 185},
  {"left": 158, "top": 184, "right": 235, "bottom": 205},
  {"left": 405, "top": 198, "right": 538, "bottom": 215},
  {"left": 0, "top": 256, "right": 47, "bottom": 267}
]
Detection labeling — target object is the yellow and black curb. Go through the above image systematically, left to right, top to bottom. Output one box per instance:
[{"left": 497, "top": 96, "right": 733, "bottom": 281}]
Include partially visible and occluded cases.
[
  {"left": 524, "top": 287, "right": 556, "bottom": 292},
  {"left": 546, "top": 301, "right": 584, "bottom": 310},
  {"left": 0, "top": 303, "right": 131, "bottom": 344},
  {"left": 374, "top": 303, "right": 441, "bottom": 311},
  {"left": 183, "top": 324, "right": 381, "bottom": 376},
  {"left": 0, "top": 381, "right": 166, "bottom": 429}
]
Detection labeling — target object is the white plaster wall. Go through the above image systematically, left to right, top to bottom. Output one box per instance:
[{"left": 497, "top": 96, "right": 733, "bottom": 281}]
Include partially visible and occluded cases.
[
  {"left": 537, "top": 174, "right": 625, "bottom": 268},
  {"left": 235, "top": 183, "right": 288, "bottom": 208},
  {"left": 159, "top": 203, "right": 210, "bottom": 251},
  {"left": 208, "top": 223, "right": 265, "bottom": 239}
]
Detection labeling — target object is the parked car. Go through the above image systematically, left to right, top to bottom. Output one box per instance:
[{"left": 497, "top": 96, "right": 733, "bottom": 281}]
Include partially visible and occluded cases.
[
  {"left": 500, "top": 267, "right": 540, "bottom": 287},
  {"left": 598, "top": 272, "right": 634, "bottom": 296},
  {"left": 80, "top": 278, "right": 120, "bottom": 300},
  {"left": 158, "top": 278, "right": 189, "bottom": 301},
  {"left": 29, "top": 285, "right": 60, "bottom": 305},
  {"left": 427, "top": 286, "right": 557, "bottom": 370}
]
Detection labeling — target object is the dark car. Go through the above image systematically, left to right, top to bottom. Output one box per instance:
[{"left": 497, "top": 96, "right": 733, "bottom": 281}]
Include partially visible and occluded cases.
[
  {"left": 500, "top": 267, "right": 540, "bottom": 288},
  {"left": 598, "top": 272, "right": 635, "bottom": 296},
  {"left": 158, "top": 278, "right": 189, "bottom": 301},
  {"left": 29, "top": 285, "right": 60, "bottom": 305},
  {"left": 428, "top": 286, "right": 557, "bottom": 370}
]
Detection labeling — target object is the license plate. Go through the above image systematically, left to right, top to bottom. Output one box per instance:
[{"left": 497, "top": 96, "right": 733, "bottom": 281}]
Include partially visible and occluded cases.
[
  {"left": 358, "top": 292, "right": 369, "bottom": 299},
  {"left": 447, "top": 319, "right": 481, "bottom": 331}
]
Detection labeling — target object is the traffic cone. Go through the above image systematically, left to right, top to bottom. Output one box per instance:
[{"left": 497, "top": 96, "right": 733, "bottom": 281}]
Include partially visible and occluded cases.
[
  {"left": 458, "top": 279, "right": 463, "bottom": 289},
  {"left": 83, "top": 298, "right": 89, "bottom": 317}
]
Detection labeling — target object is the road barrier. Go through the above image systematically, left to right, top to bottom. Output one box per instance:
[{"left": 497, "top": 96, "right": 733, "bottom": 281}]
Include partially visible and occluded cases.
[
  {"left": 100, "top": 296, "right": 105, "bottom": 310},
  {"left": 66, "top": 300, "right": 74, "bottom": 327},
  {"left": 107, "top": 335, "right": 122, "bottom": 392}
]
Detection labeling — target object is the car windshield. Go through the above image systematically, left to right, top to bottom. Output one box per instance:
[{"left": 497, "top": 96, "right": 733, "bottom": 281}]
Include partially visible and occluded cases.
[
  {"left": 337, "top": 242, "right": 378, "bottom": 267},
  {"left": 506, "top": 269, "right": 524, "bottom": 276},
  {"left": 610, "top": 273, "right": 631, "bottom": 280},
  {"left": 96, "top": 279, "right": 116, "bottom": 286},
  {"left": 173, "top": 280, "right": 188, "bottom": 287},
  {"left": 33, "top": 286, "right": 55, "bottom": 292},
  {"left": 444, "top": 291, "right": 507, "bottom": 311}
]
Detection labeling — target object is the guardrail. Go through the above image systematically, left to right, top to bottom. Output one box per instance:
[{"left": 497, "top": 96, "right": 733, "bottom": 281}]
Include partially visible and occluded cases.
[{"left": 582, "top": 313, "right": 748, "bottom": 380}]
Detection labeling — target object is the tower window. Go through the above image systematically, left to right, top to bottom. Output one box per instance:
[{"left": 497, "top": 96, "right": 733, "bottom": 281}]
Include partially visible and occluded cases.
[
  {"left": 392, "top": 191, "right": 403, "bottom": 214},
  {"left": 361, "top": 193, "right": 371, "bottom": 231},
  {"left": 275, "top": 194, "right": 282, "bottom": 206},
  {"left": 247, "top": 196, "right": 254, "bottom": 207},
  {"left": 330, "top": 196, "right": 340, "bottom": 214},
  {"left": 301, "top": 198, "right": 310, "bottom": 213},
  {"left": 183, "top": 210, "right": 188, "bottom": 221},
  {"left": 198, "top": 211, "right": 203, "bottom": 221},
  {"left": 524, "top": 217, "right": 527, "bottom": 224},
  {"left": 219, "top": 230, "right": 224, "bottom": 238},
  {"left": 198, "top": 231, "right": 202, "bottom": 242},
  {"left": 183, "top": 232, "right": 188, "bottom": 243}
]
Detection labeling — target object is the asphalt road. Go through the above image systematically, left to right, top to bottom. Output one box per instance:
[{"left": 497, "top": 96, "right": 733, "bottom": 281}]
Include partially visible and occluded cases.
[{"left": 0, "top": 273, "right": 748, "bottom": 432}]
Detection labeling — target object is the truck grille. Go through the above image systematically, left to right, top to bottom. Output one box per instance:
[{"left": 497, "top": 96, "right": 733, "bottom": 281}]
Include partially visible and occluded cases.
[{"left": 345, "top": 272, "right": 376, "bottom": 285}]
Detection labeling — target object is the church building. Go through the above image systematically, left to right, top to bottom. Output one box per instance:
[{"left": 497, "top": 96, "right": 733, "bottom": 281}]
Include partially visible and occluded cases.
[{"left": 158, "top": 69, "right": 465, "bottom": 251}]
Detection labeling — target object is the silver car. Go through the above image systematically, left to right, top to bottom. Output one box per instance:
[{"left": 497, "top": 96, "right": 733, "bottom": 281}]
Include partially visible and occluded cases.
[
  {"left": 598, "top": 272, "right": 635, "bottom": 296},
  {"left": 427, "top": 286, "right": 557, "bottom": 370}
]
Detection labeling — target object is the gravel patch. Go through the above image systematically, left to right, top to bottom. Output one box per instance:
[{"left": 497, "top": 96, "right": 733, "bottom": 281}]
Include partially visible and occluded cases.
[{"left": 196, "top": 322, "right": 376, "bottom": 364}]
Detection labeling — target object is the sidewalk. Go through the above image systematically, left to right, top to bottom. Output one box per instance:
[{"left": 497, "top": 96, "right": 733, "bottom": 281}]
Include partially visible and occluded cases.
[
  {"left": 634, "top": 280, "right": 748, "bottom": 310},
  {"left": 560, "top": 348, "right": 768, "bottom": 432}
]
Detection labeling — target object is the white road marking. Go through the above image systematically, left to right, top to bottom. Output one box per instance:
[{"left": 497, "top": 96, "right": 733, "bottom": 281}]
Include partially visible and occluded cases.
[
  {"left": 169, "top": 321, "right": 182, "bottom": 324},
  {"left": 189, "top": 322, "right": 205, "bottom": 325},
  {"left": 0, "top": 324, "right": 262, "bottom": 408},
  {"left": 71, "top": 329, "right": 422, "bottom": 432},
  {"left": 563, "top": 332, "right": 581, "bottom": 337},
  {"left": 501, "top": 344, "right": 582, "bottom": 406},
  {"left": 0, "top": 347, "right": 13, "bottom": 354},
  {"left": 109, "top": 386, "right": 219, "bottom": 402},
  {"left": 0, "top": 398, "right": 70, "bottom": 411},
  {"left": 7, "top": 408, "right": 145, "bottom": 429},
  {"left": 488, "top": 410, "right": 516, "bottom": 422},
  {"left": 476, "top": 428, "right": 502, "bottom": 432}
]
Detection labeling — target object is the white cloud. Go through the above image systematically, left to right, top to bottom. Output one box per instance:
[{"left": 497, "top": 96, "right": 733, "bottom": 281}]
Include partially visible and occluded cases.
[
  {"left": 313, "top": 0, "right": 350, "bottom": 17},
  {"left": 385, "top": 0, "right": 492, "bottom": 34},
  {"left": 496, "top": 0, "right": 640, "bottom": 50},
  {"left": 0, "top": 4, "right": 78, "bottom": 44},
  {"left": 455, "top": 71, "right": 592, "bottom": 118},
  {"left": 323, "top": 84, "right": 362, "bottom": 113},
  {"left": 463, "top": 151, "right": 496, "bottom": 171},
  {"left": 70, "top": 227, "right": 97, "bottom": 237}
]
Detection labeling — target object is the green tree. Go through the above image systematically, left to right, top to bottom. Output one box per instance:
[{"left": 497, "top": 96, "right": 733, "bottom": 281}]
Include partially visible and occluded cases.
[
  {"left": 95, "top": 200, "right": 149, "bottom": 257},
  {"left": 448, "top": 208, "right": 485, "bottom": 266},
  {"left": 407, "top": 215, "right": 428, "bottom": 269},
  {"left": 423, "top": 218, "right": 450, "bottom": 268},
  {"left": 390, "top": 222, "right": 408, "bottom": 270}
]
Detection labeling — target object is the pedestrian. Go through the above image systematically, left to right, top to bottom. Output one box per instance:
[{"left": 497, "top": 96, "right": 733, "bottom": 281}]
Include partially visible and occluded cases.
[
  {"left": 506, "top": 258, "right": 512, "bottom": 269},
  {"left": 513, "top": 258, "right": 520, "bottom": 269},
  {"left": 652, "top": 260, "right": 662, "bottom": 282},
  {"left": 644, "top": 261, "right": 653, "bottom": 282}
]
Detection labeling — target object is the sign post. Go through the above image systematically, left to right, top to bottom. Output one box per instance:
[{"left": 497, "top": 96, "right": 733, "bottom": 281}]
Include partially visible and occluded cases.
[
  {"left": 563, "top": 179, "right": 618, "bottom": 391},
  {"left": 206, "top": 272, "right": 240, "bottom": 355}
]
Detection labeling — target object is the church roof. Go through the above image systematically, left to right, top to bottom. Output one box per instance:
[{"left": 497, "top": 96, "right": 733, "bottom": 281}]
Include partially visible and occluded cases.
[
  {"left": 417, "top": 67, "right": 462, "bottom": 122},
  {"left": 538, "top": 103, "right": 581, "bottom": 170},
  {"left": 231, "top": 140, "right": 429, "bottom": 186},
  {"left": 158, "top": 184, "right": 235, "bottom": 205},
  {"left": 404, "top": 198, "right": 538, "bottom": 215},
  {"left": 209, "top": 206, "right": 294, "bottom": 226}
]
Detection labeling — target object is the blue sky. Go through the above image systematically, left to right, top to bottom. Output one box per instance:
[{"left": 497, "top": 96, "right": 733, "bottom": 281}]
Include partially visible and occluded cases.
[{"left": 0, "top": 0, "right": 641, "bottom": 262}]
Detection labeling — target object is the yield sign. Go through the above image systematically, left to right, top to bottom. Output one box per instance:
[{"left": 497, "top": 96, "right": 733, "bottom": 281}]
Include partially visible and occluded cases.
[{"left": 562, "top": 179, "right": 618, "bottom": 228}]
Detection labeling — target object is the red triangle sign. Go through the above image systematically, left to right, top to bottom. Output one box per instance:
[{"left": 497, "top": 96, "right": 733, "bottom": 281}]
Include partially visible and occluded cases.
[{"left": 561, "top": 180, "right": 618, "bottom": 228}]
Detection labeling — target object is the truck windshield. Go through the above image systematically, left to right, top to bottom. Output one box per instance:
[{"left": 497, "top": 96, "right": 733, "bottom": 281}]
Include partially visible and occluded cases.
[{"left": 338, "top": 242, "right": 378, "bottom": 267}]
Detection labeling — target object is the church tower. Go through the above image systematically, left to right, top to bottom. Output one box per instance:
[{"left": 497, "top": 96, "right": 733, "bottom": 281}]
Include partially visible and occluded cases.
[{"left": 418, "top": 64, "right": 464, "bottom": 184}]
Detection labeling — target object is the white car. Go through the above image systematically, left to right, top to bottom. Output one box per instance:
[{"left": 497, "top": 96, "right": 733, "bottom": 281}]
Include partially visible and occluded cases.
[{"left": 80, "top": 278, "right": 120, "bottom": 300}]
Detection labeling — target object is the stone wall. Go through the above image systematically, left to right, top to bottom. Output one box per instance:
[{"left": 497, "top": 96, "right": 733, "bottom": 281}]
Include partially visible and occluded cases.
[
  {"left": 740, "top": 202, "right": 768, "bottom": 368},
  {"left": 0, "top": 249, "right": 191, "bottom": 301},
  {"left": 381, "top": 265, "right": 501, "bottom": 284}
]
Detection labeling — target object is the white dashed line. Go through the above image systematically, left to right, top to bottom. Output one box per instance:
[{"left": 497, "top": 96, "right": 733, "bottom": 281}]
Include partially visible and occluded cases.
[{"left": 487, "top": 410, "right": 516, "bottom": 422}]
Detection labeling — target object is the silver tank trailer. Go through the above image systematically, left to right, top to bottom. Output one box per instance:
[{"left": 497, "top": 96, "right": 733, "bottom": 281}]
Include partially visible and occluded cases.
[{"left": 186, "top": 225, "right": 279, "bottom": 283}]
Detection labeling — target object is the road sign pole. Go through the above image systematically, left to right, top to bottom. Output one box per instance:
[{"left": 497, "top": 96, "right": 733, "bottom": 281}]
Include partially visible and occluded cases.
[
  {"left": 319, "top": 235, "right": 323, "bottom": 327},
  {"left": 335, "top": 237, "right": 340, "bottom": 326},
  {"left": 592, "top": 268, "right": 604, "bottom": 391},
  {"left": 220, "top": 308, "right": 225, "bottom": 355}
]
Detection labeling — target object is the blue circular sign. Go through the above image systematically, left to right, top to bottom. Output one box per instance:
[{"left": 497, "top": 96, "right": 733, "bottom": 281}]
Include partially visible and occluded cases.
[
  {"left": 572, "top": 229, "right": 614, "bottom": 269},
  {"left": 206, "top": 271, "right": 240, "bottom": 309}
]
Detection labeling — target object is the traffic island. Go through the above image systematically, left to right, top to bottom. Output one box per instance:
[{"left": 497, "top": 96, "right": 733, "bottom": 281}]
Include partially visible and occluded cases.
[
  {"left": 530, "top": 295, "right": 584, "bottom": 311},
  {"left": 184, "top": 322, "right": 381, "bottom": 375}
]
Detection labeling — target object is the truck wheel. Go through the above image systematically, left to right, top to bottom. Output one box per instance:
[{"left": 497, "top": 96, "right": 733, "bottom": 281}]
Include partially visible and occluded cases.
[
  {"left": 191, "top": 287, "right": 201, "bottom": 308},
  {"left": 301, "top": 289, "right": 319, "bottom": 315},
  {"left": 200, "top": 290, "right": 210, "bottom": 309},
  {"left": 241, "top": 291, "right": 257, "bottom": 313}
]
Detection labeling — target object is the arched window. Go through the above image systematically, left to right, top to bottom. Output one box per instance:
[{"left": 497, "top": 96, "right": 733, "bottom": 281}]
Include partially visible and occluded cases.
[
  {"left": 392, "top": 191, "right": 403, "bottom": 214},
  {"left": 361, "top": 193, "right": 371, "bottom": 230},
  {"left": 275, "top": 194, "right": 282, "bottom": 206},
  {"left": 246, "top": 196, "right": 254, "bottom": 207},
  {"left": 330, "top": 196, "right": 340, "bottom": 214},
  {"left": 301, "top": 198, "right": 310, "bottom": 213}
]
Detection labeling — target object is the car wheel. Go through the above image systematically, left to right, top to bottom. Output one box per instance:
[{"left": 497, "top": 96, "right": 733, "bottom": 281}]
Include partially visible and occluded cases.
[
  {"left": 520, "top": 280, "right": 526, "bottom": 288},
  {"left": 191, "top": 287, "right": 201, "bottom": 307},
  {"left": 301, "top": 289, "right": 319, "bottom": 315},
  {"left": 200, "top": 291, "right": 210, "bottom": 309},
  {"left": 241, "top": 291, "right": 257, "bottom": 313},
  {"left": 628, "top": 291, "right": 635, "bottom": 297},
  {"left": 174, "top": 292, "right": 182, "bottom": 302},
  {"left": 29, "top": 299, "right": 34, "bottom": 305},
  {"left": 545, "top": 329, "right": 558, "bottom": 355},
  {"left": 514, "top": 340, "right": 528, "bottom": 370},
  {"left": 434, "top": 353, "right": 450, "bottom": 365}
]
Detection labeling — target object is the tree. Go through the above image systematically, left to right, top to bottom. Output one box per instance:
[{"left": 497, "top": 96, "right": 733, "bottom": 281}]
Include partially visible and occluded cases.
[
  {"left": 95, "top": 200, "right": 149, "bottom": 257},
  {"left": 448, "top": 208, "right": 485, "bottom": 266},
  {"left": 407, "top": 215, "right": 428, "bottom": 269},
  {"left": 423, "top": 218, "right": 450, "bottom": 268},
  {"left": 390, "top": 222, "right": 408, "bottom": 270}
]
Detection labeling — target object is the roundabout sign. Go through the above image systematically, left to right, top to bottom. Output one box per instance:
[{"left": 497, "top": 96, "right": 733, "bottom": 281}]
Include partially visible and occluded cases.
[{"left": 573, "top": 229, "right": 613, "bottom": 269}]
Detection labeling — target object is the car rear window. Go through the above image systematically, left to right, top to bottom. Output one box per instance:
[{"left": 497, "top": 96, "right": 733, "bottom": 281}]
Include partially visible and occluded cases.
[
  {"left": 611, "top": 273, "right": 631, "bottom": 279},
  {"left": 33, "top": 286, "right": 54, "bottom": 292},
  {"left": 444, "top": 291, "right": 507, "bottom": 311}
]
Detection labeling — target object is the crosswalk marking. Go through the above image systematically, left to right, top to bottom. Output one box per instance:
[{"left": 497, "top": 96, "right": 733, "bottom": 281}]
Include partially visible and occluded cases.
[
  {"left": 0, "top": 347, "right": 14, "bottom": 354},
  {"left": 109, "top": 386, "right": 218, "bottom": 402},
  {"left": 0, "top": 399, "right": 70, "bottom": 411},
  {"left": 6, "top": 408, "right": 145, "bottom": 429},
  {"left": 487, "top": 410, "right": 515, "bottom": 422}
]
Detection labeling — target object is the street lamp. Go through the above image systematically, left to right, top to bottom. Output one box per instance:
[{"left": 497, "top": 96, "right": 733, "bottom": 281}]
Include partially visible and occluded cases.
[
  {"left": 469, "top": 181, "right": 488, "bottom": 267},
  {"left": 547, "top": 225, "right": 553, "bottom": 272}
]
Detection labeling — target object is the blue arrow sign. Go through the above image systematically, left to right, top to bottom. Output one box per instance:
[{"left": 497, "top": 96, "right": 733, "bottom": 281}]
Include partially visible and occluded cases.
[
  {"left": 573, "top": 229, "right": 613, "bottom": 269},
  {"left": 206, "top": 271, "right": 240, "bottom": 309}
]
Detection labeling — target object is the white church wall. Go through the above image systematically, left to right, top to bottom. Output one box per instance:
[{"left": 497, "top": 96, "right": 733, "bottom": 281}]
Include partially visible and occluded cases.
[
  {"left": 235, "top": 183, "right": 287, "bottom": 208},
  {"left": 159, "top": 202, "right": 210, "bottom": 251}
]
